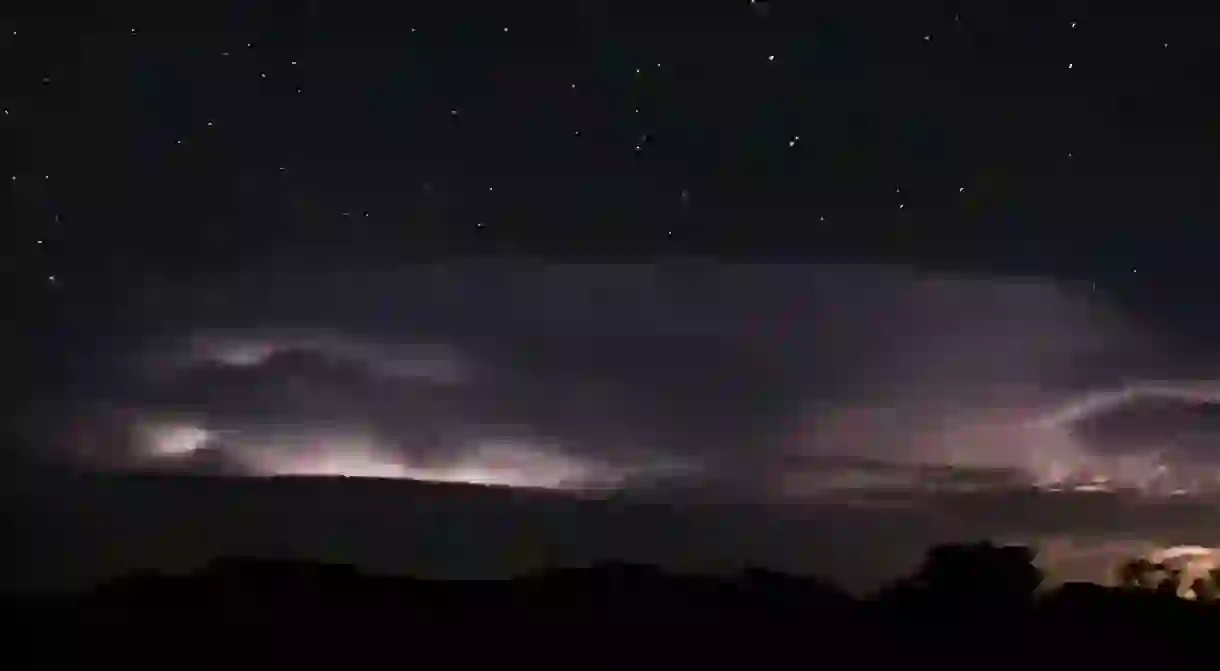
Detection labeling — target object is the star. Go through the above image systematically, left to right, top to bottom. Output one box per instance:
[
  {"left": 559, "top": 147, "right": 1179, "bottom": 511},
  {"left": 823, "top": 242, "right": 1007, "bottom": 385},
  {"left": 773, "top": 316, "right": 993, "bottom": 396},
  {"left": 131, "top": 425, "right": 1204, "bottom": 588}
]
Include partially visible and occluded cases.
[
  {"left": 1071, "top": 21, "right": 1077, "bottom": 28},
  {"left": 924, "top": 35, "right": 931, "bottom": 42},
  {"left": 768, "top": 55, "right": 775, "bottom": 61},
  {"left": 290, "top": 61, "right": 298, "bottom": 65},
  {"left": 959, "top": 187, "right": 965, "bottom": 192}
]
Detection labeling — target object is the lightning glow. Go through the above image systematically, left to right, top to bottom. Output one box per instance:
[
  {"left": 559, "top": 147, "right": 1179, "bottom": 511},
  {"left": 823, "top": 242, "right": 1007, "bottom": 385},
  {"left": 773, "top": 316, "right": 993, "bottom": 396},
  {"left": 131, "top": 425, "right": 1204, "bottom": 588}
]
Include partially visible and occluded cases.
[
  {"left": 1023, "top": 381, "right": 1220, "bottom": 495},
  {"left": 126, "top": 420, "right": 643, "bottom": 491},
  {"left": 139, "top": 423, "right": 212, "bottom": 457},
  {"left": 231, "top": 436, "right": 631, "bottom": 490}
]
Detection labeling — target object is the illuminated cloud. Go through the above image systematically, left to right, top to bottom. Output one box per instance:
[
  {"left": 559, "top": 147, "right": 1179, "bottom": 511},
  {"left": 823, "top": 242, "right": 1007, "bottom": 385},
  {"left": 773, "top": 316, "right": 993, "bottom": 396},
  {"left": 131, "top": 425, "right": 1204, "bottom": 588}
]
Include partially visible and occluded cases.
[
  {"left": 28, "top": 264, "right": 1220, "bottom": 596},
  {"left": 47, "top": 265, "right": 1220, "bottom": 503},
  {"left": 72, "top": 326, "right": 684, "bottom": 491},
  {"left": 185, "top": 329, "right": 468, "bottom": 385},
  {"left": 778, "top": 380, "right": 1220, "bottom": 499},
  {"left": 1034, "top": 381, "right": 1220, "bottom": 430},
  {"left": 1016, "top": 382, "right": 1220, "bottom": 493},
  {"left": 139, "top": 422, "right": 212, "bottom": 457},
  {"left": 128, "top": 424, "right": 644, "bottom": 490},
  {"left": 205, "top": 431, "right": 406, "bottom": 479}
]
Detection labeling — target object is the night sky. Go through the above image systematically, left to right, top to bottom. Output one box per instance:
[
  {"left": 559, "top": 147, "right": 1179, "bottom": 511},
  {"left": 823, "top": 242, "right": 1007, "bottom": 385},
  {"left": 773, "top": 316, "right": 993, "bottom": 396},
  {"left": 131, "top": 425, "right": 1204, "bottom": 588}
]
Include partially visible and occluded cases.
[{"left": 9, "top": 1, "right": 1220, "bottom": 592}]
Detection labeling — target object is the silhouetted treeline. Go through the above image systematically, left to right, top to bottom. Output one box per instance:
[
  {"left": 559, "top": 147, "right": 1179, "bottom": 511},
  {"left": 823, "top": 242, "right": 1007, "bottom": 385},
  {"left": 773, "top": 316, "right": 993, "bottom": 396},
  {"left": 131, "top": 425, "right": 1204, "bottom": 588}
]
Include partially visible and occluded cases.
[{"left": 10, "top": 541, "right": 1220, "bottom": 661}]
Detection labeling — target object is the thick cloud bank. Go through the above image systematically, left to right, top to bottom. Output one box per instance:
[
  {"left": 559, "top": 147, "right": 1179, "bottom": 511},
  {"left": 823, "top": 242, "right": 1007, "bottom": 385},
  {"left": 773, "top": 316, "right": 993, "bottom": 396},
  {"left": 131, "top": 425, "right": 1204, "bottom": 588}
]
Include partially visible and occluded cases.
[
  {"left": 36, "top": 263, "right": 1220, "bottom": 500},
  {"left": 56, "top": 329, "right": 688, "bottom": 490}
]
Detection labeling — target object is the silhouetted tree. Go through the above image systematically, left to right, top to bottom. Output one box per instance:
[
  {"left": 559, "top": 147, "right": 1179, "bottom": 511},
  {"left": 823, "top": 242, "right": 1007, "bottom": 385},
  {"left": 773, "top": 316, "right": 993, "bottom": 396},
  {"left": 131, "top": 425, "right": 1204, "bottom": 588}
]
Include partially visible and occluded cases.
[
  {"left": 27, "top": 540, "right": 1220, "bottom": 657},
  {"left": 881, "top": 541, "right": 1042, "bottom": 616},
  {"left": 1156, "top": 570, "right": 1182, "bottom": 597},
  {"left": 1189, "top": 578, "right": 1215, "bottom": 601}
]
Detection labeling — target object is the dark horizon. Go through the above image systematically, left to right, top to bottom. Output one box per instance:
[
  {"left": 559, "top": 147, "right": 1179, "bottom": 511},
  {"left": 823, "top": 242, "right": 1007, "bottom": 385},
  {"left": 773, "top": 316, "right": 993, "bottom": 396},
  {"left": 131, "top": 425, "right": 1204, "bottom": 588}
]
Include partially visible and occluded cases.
[{"left": 8, "top": 465, "right": 1220, "bottom": 596}]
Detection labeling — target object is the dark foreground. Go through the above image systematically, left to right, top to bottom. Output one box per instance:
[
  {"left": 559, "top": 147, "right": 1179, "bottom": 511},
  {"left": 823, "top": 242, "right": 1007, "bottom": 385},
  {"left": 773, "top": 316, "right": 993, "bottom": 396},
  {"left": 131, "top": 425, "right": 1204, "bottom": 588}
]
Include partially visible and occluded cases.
[{"left": 10, "top": 541, "right": 1219, "bottom": 664}]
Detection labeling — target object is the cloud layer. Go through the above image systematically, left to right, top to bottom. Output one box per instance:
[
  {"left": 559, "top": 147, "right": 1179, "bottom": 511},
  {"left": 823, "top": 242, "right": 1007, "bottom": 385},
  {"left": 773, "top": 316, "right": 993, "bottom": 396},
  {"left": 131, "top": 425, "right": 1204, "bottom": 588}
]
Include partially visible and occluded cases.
[{"left": 36, "top": 263, "right": 1220, "bottom": 501}]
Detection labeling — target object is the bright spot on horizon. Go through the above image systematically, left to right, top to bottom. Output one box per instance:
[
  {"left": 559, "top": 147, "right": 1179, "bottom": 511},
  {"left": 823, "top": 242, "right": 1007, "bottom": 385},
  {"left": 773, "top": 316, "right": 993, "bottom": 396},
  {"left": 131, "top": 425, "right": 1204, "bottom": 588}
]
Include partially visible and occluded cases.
[
  {"left": 142, "top": 423, "right": 212, "bottom": 457},
  {"left": 204, "top": 432, "right": 633, "bottom": 491}
]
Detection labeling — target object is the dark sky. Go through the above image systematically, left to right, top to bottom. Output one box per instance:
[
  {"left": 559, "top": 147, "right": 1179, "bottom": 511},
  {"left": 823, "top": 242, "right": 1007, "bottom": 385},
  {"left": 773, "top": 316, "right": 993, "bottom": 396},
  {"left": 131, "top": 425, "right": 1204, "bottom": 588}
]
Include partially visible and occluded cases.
[{"left": 9, "top": 0, "right": 1220, "bottom": 592}]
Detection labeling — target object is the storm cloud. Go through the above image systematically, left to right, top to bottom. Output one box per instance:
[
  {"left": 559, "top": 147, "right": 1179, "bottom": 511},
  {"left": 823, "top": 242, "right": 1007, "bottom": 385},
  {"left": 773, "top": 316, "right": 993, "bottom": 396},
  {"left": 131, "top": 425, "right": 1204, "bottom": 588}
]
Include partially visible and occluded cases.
[
  {"left": 17, "top": 262, "right": 1220, "bottom": 591},
  {"left": 35, "top": 262, "right": 1220, "bottom": 500}
]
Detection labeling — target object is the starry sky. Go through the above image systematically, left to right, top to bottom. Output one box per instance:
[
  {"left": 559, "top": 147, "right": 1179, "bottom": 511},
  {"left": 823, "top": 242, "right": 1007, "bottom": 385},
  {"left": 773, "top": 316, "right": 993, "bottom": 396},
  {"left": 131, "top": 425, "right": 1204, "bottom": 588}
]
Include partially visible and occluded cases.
[{"left": 10, "top": 0, "right": 1220, "bottom": 591}]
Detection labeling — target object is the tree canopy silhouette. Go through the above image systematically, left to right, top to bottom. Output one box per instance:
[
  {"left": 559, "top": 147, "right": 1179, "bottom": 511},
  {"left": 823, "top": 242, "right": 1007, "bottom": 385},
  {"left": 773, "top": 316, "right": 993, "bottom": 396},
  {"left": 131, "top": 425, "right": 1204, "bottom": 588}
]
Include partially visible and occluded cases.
[
  {"left": 14, "top": 538, "right": 1220, "bottom": 660},
  {"left": 876, "top": 541, "right": 1043, "bottom": 617}
]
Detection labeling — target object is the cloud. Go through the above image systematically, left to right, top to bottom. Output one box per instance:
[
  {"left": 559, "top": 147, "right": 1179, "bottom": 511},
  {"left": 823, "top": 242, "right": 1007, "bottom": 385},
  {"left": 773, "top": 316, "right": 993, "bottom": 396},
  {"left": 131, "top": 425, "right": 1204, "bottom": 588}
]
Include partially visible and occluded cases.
[
  {"left": 26, "top": 262, "right": 1220, "bottom": 595},
  {"left": 41, "top": 263, "right": 1220, "bottom": 503},
  {"left": 60, "top": 326, "right": 694, "bottom": 490},
  {"left": 184, "top": 329, "right": 469, "bottom": 385},
  {"left": 1059, "top": 384, "right": 1220, "bottom": 456}
]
